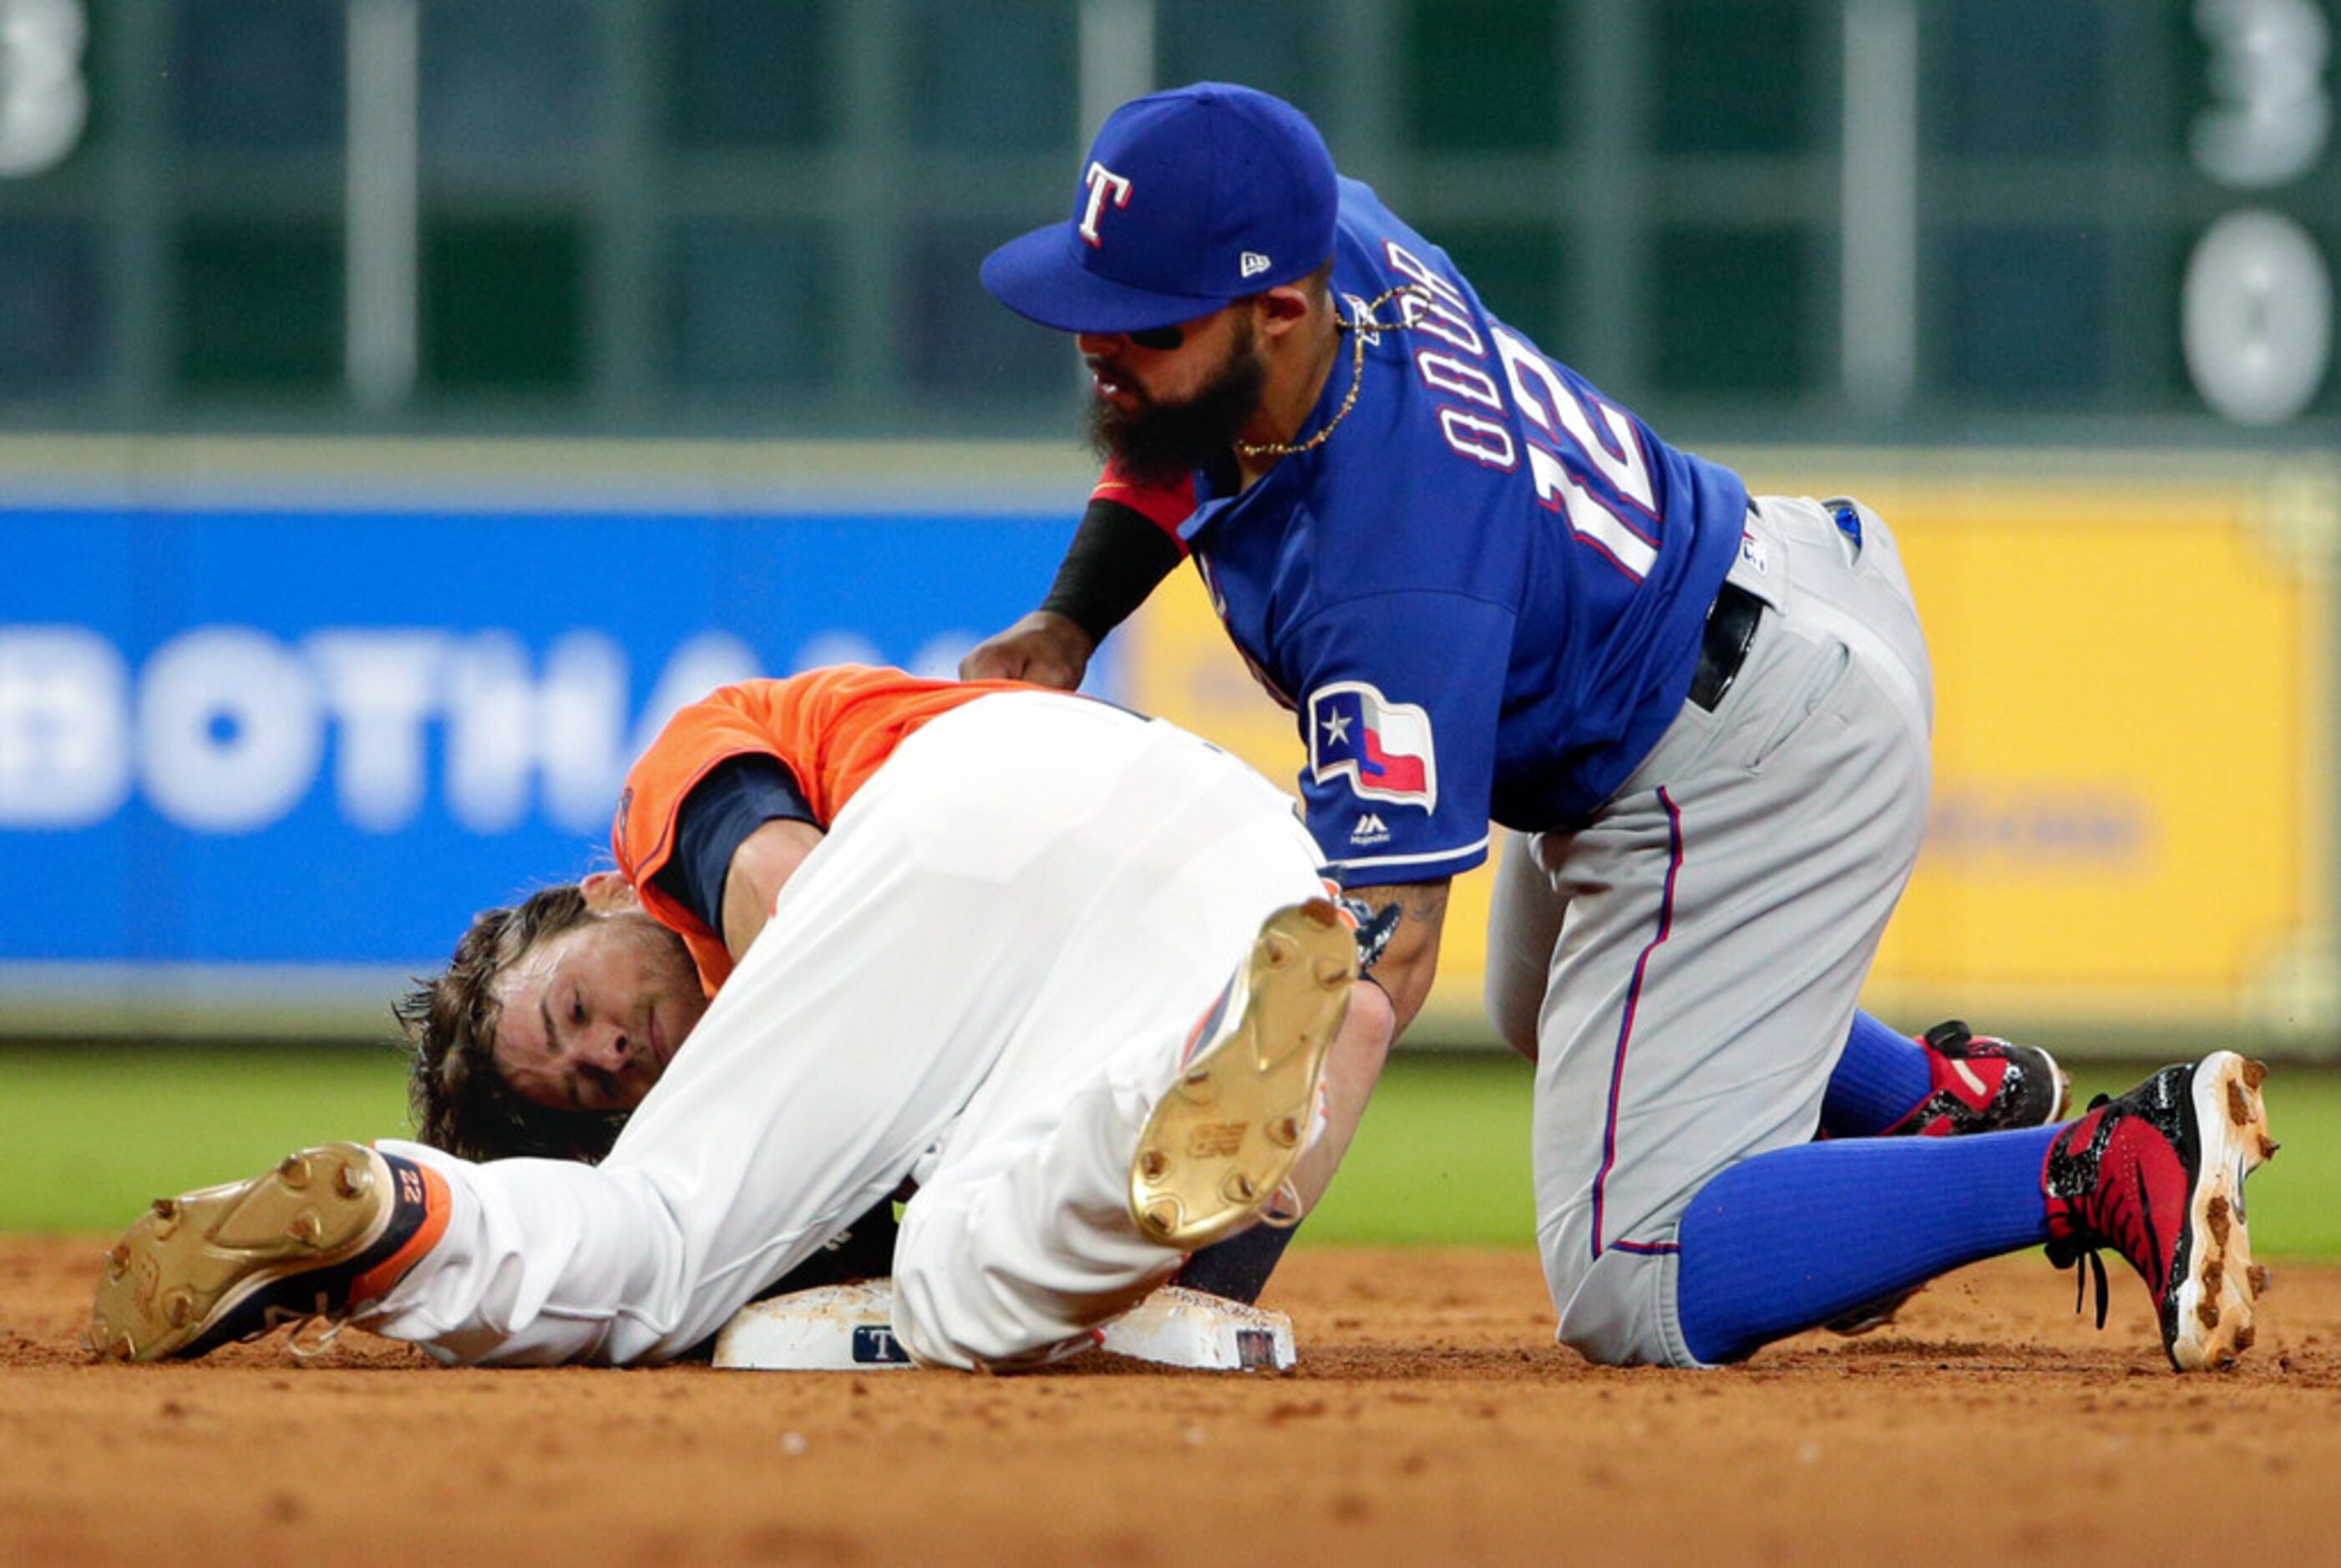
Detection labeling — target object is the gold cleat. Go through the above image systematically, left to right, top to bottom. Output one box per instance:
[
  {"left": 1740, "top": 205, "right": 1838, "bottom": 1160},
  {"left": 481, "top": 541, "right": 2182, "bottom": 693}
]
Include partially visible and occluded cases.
[
  {"left": 1129, "top": 898, "right": 1357, "bottom": 1252},
  {"left": 86, "top": 1142, "right": 439, "bottom": 1363}
]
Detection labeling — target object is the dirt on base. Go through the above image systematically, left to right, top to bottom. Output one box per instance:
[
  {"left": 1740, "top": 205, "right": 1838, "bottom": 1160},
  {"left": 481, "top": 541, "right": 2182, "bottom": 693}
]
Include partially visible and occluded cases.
[{"left": 5, "top": 1234, "right": 2338, "bottom": 1565}]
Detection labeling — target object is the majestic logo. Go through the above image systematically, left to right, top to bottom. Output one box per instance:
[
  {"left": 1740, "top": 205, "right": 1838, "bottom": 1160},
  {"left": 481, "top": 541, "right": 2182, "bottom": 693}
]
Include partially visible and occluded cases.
[
  {"left": 1078, "top": 161, "right": 1133, "bottom": 247},
  {"left": 1239, "top": 250, "right": 1272, "bottom": 279},
  {"left": 1309, "top": 682, "right": 1437, "bottom": 810},
  {"left": 1350, "top": 812, "right": 1390, "bottom": 844}
]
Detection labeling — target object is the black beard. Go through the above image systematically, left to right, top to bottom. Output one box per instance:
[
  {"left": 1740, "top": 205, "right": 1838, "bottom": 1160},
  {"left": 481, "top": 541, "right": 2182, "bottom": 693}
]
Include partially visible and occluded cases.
[{"left": 1085, "top": 330, "right": 1266, "bottom": 489}]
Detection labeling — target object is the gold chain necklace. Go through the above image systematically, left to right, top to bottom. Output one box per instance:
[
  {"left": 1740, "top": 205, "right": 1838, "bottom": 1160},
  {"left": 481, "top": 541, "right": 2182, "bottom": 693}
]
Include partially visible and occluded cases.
[{"left": 1233, "top": 284, "right": 1430, "bottom": 460}]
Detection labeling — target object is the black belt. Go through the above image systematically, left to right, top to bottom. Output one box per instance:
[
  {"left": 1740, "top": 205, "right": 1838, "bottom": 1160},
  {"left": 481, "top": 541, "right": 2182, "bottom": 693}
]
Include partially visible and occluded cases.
[{"left": 1688, "top": 580, "right": 1762, "bottom": 712}]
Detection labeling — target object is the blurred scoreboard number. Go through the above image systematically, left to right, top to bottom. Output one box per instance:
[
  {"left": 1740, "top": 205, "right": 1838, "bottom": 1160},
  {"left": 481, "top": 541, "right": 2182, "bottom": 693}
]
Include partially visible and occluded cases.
[
  {"left": 0, "top": 0, "right": 88, "bottom": 180},
  {"left": 2185, "top": 0, "right": 2334, "bottom": 426}
]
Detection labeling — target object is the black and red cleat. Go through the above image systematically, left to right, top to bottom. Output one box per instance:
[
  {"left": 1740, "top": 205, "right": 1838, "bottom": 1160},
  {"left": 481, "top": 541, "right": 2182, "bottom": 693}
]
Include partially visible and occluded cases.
[
  {"left": 1887, "top": 1019, "right": 2072, "bottom": 1138},
  {"left": 1824, "top": 1020, "right": 2076, "bottom": 1336},
  {"left": 2044, "top": 1052, "right": 2277, "bottom": 1371},
  {"left": 86, "top": 1143, "right": 448, "bottom": 1363}
]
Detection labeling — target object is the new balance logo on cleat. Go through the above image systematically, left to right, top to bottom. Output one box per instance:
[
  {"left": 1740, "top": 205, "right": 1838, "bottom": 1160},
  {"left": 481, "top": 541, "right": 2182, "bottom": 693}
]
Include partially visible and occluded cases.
[{"left": 1187, "top": 1123, "right": 1248, "bottom": 1158}]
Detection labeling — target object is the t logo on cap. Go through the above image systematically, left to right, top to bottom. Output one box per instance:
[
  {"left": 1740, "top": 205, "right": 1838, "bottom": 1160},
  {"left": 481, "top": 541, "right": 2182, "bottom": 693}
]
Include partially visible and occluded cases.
[{"left": 1078, "top": 161, "right": 1133, "bottom": 248}]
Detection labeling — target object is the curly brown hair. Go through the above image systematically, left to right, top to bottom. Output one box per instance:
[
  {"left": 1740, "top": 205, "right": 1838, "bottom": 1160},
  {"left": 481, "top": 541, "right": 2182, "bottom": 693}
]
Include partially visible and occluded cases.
[{"left": 394, "top": 885, "right": 631, "bottom": 1165}]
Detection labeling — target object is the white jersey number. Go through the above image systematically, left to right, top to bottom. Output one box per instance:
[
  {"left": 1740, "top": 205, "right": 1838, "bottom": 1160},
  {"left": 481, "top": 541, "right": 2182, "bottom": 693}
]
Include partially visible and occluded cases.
[{"left": 1492, "top": 326, "right": 1660, "bottom": 580}]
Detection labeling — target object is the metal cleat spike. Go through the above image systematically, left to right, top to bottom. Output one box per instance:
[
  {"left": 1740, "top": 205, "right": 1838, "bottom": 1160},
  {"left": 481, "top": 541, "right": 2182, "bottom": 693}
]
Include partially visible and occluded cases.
[
  {"left": 2242, "top": 1059, "right": 2268, "bottom": 1089},
  {"left": 1267, "top": 1115, "right": 1301, "bottom": 1149},
  {"left": 2258, "top": 1136, "right": 2281, "bottom": 1161},
  {"left": 1138, "top": 1150, "right": 1168, "bottom": 1180},
  {"left": 276, "top": 1152, "right": 312, "bottom": 1190},
  {"left": 335, "top": 1159, "right": 372, "bottom": 1199},
  {"left": 1221, "top": 1172, "right": 1256, "bottom": 1204},
  {"left": 2207, "top": 1196, "right": 2231, "bottom": 1246},
  {"left": 1139, "top": 1199, "right": 1181, "bottom": 1241},
  {"left": 290, "top": 1209, "right": 324, "bottom": 1245},
  {"left": 105, "top": 1243, "right": 129, "bottom": 1279},
  {"left": 2248, "top": 1265, "right": 2272, "bottom": 1294},
  {"left": 164, "top": 1292, "right": 193, "bottom": 1328},
  {"left": 2197, "top": 1297, "right": 2221, "bottom": 1330},
  {"left": 2235, "top": 1323, "right": 2257, "bottom": 1351},
  {"left": 109, "top": 1335, "right": 135, "bottom": 1363}
]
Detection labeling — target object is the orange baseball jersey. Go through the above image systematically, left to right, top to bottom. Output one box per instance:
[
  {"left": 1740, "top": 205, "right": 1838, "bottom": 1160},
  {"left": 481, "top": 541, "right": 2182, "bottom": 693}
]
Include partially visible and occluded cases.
[{"left": 613, "top": 665, "right": 1037, "bottom": 993}]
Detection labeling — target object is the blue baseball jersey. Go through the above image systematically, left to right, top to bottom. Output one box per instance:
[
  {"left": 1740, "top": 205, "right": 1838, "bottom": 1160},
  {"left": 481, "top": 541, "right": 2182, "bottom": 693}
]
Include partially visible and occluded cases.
[{"left": 1178, "top": 179, "right": 1747, "bottom": 885}]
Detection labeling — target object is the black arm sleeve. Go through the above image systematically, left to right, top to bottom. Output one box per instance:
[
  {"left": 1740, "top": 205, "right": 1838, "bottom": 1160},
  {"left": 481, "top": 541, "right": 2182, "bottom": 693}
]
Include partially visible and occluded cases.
[
  {"left": 1036, "top": 497, "right": 1187, "bottom": 645},
  {"left": 649, "top": 754, "right": 819, "bottom": 932}
]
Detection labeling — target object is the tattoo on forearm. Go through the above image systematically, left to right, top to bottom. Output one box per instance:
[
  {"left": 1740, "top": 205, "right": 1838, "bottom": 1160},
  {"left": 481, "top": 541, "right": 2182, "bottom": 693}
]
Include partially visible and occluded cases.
[{"left": 1344, "top": 883, "right": 1449, "bottom": 949}]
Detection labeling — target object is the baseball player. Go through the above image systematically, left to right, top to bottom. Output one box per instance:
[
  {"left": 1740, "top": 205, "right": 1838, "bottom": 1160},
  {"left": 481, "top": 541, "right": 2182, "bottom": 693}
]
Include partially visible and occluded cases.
[
  {"left": 961, "top": 83, "right": 2276, "bottom": 1370},
  {"left": 89, "top": 666, "right": 1373, "bottom": 1371}
]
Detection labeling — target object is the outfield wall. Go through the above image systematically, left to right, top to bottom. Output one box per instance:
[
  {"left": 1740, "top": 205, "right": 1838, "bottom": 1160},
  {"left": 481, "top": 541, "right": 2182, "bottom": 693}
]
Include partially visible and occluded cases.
[{"left": 3, "top": 438, "right": 2335, "bottom": 1056}]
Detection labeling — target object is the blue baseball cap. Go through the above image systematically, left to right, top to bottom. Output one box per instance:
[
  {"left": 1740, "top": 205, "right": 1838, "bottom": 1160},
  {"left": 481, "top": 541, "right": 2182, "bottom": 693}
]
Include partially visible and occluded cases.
[{"left": 981, "top": 83, "right": 1338, "bottom": 336}]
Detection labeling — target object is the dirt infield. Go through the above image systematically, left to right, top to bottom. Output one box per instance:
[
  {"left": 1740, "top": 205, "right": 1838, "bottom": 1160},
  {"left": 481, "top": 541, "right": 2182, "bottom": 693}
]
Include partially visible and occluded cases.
[{"left": 6, "top": 1236, "right": 2339, "bottom": 1565}]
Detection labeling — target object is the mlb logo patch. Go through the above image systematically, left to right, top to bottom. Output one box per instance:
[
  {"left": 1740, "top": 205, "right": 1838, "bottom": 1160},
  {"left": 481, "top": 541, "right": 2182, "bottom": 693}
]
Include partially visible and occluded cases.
[{"left": 1309, "top": 682, "right": 1437, "bottom": 810}]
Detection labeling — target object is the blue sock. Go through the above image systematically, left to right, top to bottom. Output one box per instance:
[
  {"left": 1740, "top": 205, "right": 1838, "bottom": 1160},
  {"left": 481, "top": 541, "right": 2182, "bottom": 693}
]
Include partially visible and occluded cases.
[
  {"left": 1819, "top": 1010, "right": 1933, "bottom": 1137},
  {"left": 1675, "top": 1125, "right": 2058, "bottom": 1364}
]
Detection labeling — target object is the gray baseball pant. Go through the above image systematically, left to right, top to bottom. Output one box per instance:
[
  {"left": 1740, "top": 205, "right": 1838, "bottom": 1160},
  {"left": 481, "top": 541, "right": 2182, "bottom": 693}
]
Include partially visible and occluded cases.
[{"left": 1487, "top": 493, "right": 1934, "bottom": 1367}]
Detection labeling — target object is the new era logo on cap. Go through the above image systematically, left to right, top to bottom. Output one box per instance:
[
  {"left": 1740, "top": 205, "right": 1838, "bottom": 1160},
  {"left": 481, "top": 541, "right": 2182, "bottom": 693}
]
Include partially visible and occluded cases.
[{"left": 1240, "top": 250, "right": 1271, "bottom": 278}]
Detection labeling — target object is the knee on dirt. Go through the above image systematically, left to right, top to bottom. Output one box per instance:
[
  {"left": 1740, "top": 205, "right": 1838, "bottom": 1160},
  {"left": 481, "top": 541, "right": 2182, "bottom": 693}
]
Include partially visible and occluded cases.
[{"left": 1543, "top": 1232, "right": 1698, "bottom": 1368}]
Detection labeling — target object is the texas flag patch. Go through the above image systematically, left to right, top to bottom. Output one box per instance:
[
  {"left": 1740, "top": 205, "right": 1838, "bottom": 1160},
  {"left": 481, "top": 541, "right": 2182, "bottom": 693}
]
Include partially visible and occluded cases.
[{"left": 1309, "top": 681, "right": 1438, "bottom": 810}]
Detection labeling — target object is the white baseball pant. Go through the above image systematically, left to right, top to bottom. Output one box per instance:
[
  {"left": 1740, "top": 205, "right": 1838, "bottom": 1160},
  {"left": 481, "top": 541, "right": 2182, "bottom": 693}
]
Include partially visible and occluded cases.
[{"left": 352, "top": 691, "right": 1330, "bottom": 1369}]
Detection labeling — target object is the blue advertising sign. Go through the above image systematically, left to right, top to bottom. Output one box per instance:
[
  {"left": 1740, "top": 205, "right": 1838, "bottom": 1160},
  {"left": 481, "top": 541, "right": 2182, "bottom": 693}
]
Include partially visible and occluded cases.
[{"left": 0, "top": 504, "right": 1088, "bottom": 1019}]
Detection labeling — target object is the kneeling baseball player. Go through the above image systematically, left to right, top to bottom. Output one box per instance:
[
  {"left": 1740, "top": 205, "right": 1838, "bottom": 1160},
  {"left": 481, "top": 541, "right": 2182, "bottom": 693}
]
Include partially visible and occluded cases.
[
  {"left": 960, "top": 83, "right": 2278, "bottom": 1372},
  {"left": 88, "top": 666, "right": 1387, "bottom": 1371}
]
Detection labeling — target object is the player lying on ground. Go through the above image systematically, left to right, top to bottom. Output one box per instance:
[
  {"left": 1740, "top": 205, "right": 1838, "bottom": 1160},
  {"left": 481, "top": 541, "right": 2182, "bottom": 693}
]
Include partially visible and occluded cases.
[
  {"left": 960, "top": 82, "right": 2278, "bottom": 1370},
  {"left": 398, "top": 655, "right": 1392, "bottom": 1311},
  {"left": 88, "top": 668, "right": 1386, "bottom": 1371}
]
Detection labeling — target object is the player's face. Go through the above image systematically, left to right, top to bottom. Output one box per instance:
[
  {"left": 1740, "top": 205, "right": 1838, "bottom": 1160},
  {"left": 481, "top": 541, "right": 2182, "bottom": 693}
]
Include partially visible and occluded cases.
[
  {"left": 1078, "top": 306, "right": 1267, "bottom": 486},
  {"left": 490, "top": 908, "right": 710, "bottom": 1115}
]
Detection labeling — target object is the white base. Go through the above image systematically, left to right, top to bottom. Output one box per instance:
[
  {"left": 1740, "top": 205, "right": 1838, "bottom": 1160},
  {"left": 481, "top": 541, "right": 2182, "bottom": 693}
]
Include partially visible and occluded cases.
[
  {"left": 712, "top": 1280, "right": 910, "bottom": 1369},
  {"left": 712, "top": 1282, "right": 1296, "bottom": 1372},
  {"left": 1100, "top": 1284, "right": 1296, "bottom": 1370}
]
